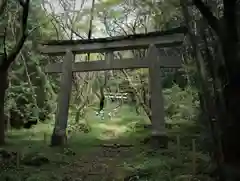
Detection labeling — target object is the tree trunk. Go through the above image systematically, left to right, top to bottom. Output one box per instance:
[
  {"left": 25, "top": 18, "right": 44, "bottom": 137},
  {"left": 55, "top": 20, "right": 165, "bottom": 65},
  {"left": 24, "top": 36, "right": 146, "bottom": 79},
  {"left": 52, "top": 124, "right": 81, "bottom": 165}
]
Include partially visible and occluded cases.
[
  {"left": 218, "top": 37, "right": 240, "bottom": 179},
  {"left": 222, "top": 58, "right": 240, "bottom": 153},
  {"left": 0, "top": 70, "right": 8, "bottom": 145},
  {"left": 75, "top": 109, "right": 81, "bottom": 124}
]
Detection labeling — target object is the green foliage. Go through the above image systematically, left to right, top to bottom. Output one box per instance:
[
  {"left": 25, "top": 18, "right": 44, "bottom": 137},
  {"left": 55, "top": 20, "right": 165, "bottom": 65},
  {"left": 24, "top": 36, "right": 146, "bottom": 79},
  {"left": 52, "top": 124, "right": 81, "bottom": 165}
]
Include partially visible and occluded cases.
[
  {"left": 1, "top": 0, "right": 60, "bottom": 128},
  {"left": 164, "top": 85, "right": 199, "bottom": 124},
  {"left": 0, "top": 104, "right": 211, "bottom": 181}
]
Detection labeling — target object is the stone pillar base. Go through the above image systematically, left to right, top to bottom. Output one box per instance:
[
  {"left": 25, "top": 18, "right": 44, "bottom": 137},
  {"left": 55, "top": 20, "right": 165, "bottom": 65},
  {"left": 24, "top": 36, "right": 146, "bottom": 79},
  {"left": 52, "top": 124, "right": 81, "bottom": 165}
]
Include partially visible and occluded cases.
[
  {"left": 50, "top": 133, "right": 67, "bottom": 146},
  {"left": 142, "top": 134, "right": 168, "bottom": 149}
]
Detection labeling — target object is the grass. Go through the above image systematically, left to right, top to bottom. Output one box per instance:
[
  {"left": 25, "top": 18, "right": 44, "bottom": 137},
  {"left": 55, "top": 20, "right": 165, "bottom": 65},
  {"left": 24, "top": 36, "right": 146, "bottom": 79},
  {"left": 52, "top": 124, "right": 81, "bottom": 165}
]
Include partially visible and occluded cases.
[{"left": 0, "top": 104, "right": 213, "bottom": 181}]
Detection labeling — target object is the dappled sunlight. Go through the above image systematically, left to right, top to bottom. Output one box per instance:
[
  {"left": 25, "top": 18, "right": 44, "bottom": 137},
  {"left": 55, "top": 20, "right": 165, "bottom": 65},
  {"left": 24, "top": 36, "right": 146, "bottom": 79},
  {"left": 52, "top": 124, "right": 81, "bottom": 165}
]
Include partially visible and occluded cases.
[
  {"left": 86, "top": 119, "right": 136, "bottom": 140},
  {"left": 93, "top": 122, "right": 128, "bottom": 132},
  {"left": 30, "top": 123, "right": 53, "bottom": 133}
]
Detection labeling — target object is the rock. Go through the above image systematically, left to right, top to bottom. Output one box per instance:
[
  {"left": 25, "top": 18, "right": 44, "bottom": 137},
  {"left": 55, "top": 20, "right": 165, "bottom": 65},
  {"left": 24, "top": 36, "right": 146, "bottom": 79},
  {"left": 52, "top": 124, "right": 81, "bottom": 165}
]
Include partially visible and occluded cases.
[
  {"left": 135, "top": 123, "right": 173, "bottom": 130},
  {"left": 141, "top": 135, "right": 168, "bottom": 149},
  {"left": 100, "top": 143, "right": 133, "bottom": 148},
  {"left": 63, "top": 148, "right": 76, "bottom": 156},
  {"left": 124, "top": 170, "right": 152, "bottom": 181}
]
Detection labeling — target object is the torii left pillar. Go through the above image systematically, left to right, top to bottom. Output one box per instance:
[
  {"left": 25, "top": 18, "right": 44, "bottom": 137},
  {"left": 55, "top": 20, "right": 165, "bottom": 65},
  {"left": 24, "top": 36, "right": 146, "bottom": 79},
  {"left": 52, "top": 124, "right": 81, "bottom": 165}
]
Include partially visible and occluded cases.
[{"left": 51, "top": 50, "right": 74, "bottom": 146}]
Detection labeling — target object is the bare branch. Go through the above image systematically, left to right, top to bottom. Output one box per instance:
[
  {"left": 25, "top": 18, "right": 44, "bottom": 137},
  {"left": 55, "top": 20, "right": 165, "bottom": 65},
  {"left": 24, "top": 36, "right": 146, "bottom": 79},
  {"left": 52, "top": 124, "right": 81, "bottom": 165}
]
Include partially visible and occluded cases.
[
  {"left": 0, "top": 0, "right": 30, "bottom": 70},
  {"left": 0, "top": 0, "right": 7, "bottom": 16},
  {"left": 88, "top": 0, "right": 95, "bottom": 40},
  {"left": 192, "top": 0, "right": 220, "bottom": 35},
  {"left": 113, "top": 19, "right": 128, "bottom": 35},
  {"left": 3, "top": 26, "right": 7, "bottom": 58}
]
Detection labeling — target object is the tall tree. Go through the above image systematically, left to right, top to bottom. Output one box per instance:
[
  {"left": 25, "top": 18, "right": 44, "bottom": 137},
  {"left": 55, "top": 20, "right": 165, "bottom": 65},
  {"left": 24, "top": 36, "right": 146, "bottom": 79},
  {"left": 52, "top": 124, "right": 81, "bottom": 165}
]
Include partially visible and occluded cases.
[
  {"left": 0, "top": 0, "right": 30, "bottom": 144},
  {"left": 190, "top": 0, "right": 240, "bottom": 179}
]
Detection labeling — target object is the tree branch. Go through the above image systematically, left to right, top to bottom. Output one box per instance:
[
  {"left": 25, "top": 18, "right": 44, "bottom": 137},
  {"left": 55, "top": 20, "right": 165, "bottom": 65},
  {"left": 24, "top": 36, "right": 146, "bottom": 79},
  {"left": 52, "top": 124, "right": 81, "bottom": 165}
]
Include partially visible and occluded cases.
[
  {"left": 0, "top": 0, "right": 30, "bottom": 71},
  {"left": 0, "top": 0, "right": 7, "bottom": 16},
  {"left": 193, "top": 0, "right": 220, "bottom": 35},
  {"left": 3, "top": 26, "right": 7, "bottom": 58}
]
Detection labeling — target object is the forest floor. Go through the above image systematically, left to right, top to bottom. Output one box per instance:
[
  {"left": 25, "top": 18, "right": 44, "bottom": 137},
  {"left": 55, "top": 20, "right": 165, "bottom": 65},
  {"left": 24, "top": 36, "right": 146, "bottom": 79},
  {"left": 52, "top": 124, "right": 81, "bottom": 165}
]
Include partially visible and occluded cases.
[{"left": 0, "top": 106, "right": 213, "bottom": 181}]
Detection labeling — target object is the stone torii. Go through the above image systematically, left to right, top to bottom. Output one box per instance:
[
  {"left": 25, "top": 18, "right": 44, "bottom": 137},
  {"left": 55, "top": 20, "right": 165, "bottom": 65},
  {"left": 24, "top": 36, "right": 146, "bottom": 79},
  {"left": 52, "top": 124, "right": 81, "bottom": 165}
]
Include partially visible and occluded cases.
[{"left": 37, "top": 26, "right": 186, "bottom": 147}]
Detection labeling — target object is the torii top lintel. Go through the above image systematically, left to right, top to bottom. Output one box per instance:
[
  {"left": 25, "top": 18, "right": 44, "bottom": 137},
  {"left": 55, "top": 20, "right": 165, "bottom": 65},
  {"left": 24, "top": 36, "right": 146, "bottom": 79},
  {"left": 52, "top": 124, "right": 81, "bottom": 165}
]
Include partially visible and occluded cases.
[{"left": 37, "top": 26, "right": 187, "bottom": 56}]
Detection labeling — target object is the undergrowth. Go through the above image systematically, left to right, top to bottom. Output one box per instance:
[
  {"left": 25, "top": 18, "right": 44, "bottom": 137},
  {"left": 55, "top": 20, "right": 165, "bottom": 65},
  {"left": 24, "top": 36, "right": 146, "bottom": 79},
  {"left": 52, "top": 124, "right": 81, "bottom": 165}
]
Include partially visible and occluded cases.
[{"left": 0, "top": 103, "right": 213, "bottom": 181}]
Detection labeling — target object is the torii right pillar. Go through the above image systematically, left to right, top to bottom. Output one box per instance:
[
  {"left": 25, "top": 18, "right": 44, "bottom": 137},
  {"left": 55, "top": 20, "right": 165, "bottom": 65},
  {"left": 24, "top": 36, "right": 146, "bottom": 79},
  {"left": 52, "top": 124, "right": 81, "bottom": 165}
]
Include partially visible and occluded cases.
[{"left": 148, "top": 44, "right": 168, "bottom": 148}]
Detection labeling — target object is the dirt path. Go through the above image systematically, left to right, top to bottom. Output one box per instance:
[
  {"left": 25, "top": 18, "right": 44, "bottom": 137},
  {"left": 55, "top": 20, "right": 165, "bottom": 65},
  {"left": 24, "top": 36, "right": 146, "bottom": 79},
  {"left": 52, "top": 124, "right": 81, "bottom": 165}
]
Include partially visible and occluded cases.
[{"left": 62, "top": 143, "right": 137, "bottom": 181}]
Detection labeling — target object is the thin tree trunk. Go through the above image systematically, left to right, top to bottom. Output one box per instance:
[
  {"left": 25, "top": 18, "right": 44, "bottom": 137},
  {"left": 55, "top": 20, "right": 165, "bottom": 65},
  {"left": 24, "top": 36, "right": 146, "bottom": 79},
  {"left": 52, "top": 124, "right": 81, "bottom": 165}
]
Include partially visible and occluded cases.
[
  {"left": 0, "top": 0, "right": 30, "bottom": 145},
  {"left": 0, "top": 70, "right": 8, "bottom": 145},
  {"left": 121, "top": 70, "right": 151, "bottom": 119},
  {"left": 75, "top": 99, "right": 88, "bottom": 123}
]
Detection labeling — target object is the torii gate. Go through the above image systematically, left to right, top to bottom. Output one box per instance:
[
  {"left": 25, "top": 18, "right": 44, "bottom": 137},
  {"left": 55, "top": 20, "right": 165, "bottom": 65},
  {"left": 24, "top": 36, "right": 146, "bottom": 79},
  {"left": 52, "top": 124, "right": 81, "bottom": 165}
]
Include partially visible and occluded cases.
[{"left": 37, "top": 26, "right": 186, "bottom": 147}]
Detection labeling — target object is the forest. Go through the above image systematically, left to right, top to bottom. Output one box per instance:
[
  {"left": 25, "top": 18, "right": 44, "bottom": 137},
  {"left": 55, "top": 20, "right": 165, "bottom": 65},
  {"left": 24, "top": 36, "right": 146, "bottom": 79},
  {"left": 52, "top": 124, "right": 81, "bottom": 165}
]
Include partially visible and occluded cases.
[{"left": 0, "top": 0, "right": 240, "bottom": 181}]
